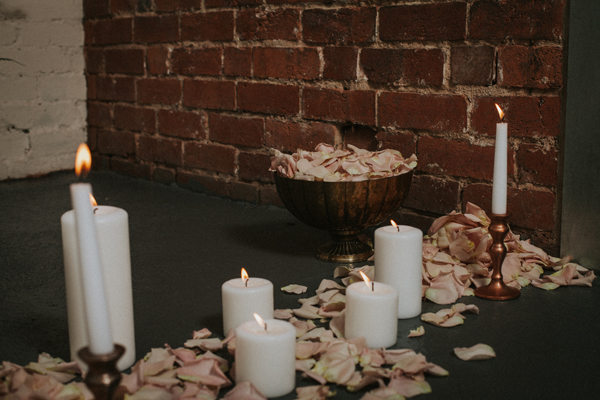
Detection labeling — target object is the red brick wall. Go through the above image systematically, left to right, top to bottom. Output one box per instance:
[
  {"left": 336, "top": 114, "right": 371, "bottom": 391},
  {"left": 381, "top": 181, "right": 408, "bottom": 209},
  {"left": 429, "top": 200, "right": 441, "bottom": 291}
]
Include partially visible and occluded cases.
[{"left": 84, "top": 0, "right": 566, "bottom": 254}]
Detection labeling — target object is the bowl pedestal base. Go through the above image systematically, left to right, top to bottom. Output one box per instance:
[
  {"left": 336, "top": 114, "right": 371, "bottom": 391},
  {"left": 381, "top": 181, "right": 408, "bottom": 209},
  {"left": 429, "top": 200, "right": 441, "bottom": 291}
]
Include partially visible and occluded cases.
[{"left": 316, "top": 231, "right": 373, "bottom": 263}]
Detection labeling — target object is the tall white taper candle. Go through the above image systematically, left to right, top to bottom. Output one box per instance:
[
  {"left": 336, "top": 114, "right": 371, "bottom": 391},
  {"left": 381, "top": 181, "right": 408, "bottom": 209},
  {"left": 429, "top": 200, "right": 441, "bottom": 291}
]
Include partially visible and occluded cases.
[{"left": 492, "top": 105, "right": 508, "bottom": 214}]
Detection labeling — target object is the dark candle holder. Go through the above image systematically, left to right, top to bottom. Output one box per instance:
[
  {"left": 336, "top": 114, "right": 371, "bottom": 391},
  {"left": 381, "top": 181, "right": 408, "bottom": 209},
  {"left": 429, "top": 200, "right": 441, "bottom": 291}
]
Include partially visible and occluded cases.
[
  {"left": 475, "top": 213, "right": 520, "bottom": 301},
  {"left": 78, "top": 344, "right": 124, "bottom": 400}
]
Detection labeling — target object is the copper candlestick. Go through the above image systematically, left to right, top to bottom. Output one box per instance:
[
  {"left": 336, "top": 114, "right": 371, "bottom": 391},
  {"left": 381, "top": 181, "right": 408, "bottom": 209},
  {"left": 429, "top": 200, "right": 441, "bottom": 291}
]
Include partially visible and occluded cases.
[
  {"left": 475, "top": 213, "right": 520, "bottom": 300},
  {"left": 78, "top": 344, "right": 124, "bottom": 400}
]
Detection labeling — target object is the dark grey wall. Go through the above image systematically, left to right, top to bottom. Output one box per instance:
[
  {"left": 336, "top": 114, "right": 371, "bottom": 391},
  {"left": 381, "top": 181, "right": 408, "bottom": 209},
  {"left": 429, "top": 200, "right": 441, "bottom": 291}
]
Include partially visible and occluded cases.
[{"left": 561, "top": 0, "right": 600, "bottom": 269}]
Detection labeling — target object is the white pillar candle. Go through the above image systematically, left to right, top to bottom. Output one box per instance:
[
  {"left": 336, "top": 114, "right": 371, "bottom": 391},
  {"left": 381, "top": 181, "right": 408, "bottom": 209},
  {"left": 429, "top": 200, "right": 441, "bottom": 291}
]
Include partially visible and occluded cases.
[
  {"left": 492, "top": 104, "right": 508, "bottom": 214},
  {"left": 68, "top": 183, "right": 114, "bottom": 355},
  {"left": 62, "top": 205, "right": 136, "bottom": 370},
  {"left": 374, "top": 224, "right": 423, "bottom": 319},
  {"left": 222, "top": 271, "right": 273, "bottom": 334},
  {"left": 345, "top": 278, "right": 399, "bottom": 348},
  {"left": 235, "top": 316, "right": 296, "bottom": 398}
]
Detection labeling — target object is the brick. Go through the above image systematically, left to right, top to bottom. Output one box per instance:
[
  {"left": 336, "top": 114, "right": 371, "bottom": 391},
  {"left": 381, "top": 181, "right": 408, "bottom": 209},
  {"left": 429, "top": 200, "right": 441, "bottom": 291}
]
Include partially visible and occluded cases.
[
  {"left": 83, "top": 0, "right": 109, "bottom": 19},
  {"left": 111, "top": 0, "right": 137, "bottom": 14},
  {"left": 155, "top": 0, "right": 202, "bottom": 12},
  {"left": 206, "top": 0, "right": 261, "bottom": 8},
  {"left": 470, "top": 0, "right": 565, "bottom": 41},
  {"left": 380, "top": 3, "right": 466, "bottom": 42},
  {"left": 303, "top": 8, "right": 376, "bottom": 45},
  {"left": 237, "top": 9, "right": 300, "bottom": 41},
  {"left": 181, "top": 11, "right": 234, "bottom": 41},
  {"left": 134, "top": 15, "right": 179, "bottom": 43},
  {"left": 93, "top": 18, "right": 133, "bottom": 45},
  {"left": 84, "top": 20, "right": 94, "bottom": 45},
  {"left": 147, "top": 46, "right": 170, "bottom": 75},
  {"left": 451, "top": 46, "right": 495, "bottom": 85},
  {"left": 498, "top": 46, "right": 563, "bottom": 89},
  {"left": 172, "top": 47, "right": 222, "bottom": 76},
  {"left": 224, "top": 47, "right": 252, "bottom": 77},
  {"left": 253, "top": 47, "right": 320, "bottom": 80},
  {"left": 324, "top": 47, "right": 358, "bottom": 81},
  {"left": 85, "top": 48, "right": 104, "bottom": 74},
  {"left": 360, "top": 48, "right": 443, "bottom": 86},
  {"left": 105, "top": 49, "right": 145, "bottom": 75},
  {"left": 403, "top": 49, "right": 444, "bottom": 86},
  {"left": 87, "top": 74, "right": 97, "bottom": 100},
  {"left": 96, "top": 76, "right": 135, "bottom": 102},
  {"left": 137, "top": 78, "right": 182, "bottom": 105},
  {"left": 183, "top": 79, "right": 236, "bottom": 110},
  {"left": 238, "top": 82, "right": 299, "bottom": 116},
  {"left": 303, "top": 88, "right": 376, "bottom": 125},
  {"left": 379, "top": 92, "right": 467, "bottom": 132},
  {"left": 471, "top": 96, "right": 561, "bottom": 138},
  {"left": 87, "top": 102, "right": 112, "bottom": 129},
  {"left": 114, "top": 105, "right": 156, "bottom": 133},
  {"left": 158, "top": 109, "right": 206, "bottom": 139},
  {"left": 209, "top": 113, "right": 264, "bottom": 148},
  {"left": 265, "top": 119, "right": 337, "bottom": 153},
  {"left": 343, "top": 125, "right": 378, "bottom": 151},
  {"left": 97, "top": 129, "right": 135, "bottom": 157},
  {"left": 375, "top": 131, "right": 417, "bottom": 156},
  {"left": 138, "top": 135, "right": 183, "bottom": 166},
  {"left": 417, "top": 136, "right": 515, "bottom": 181},
  {"left": 183, "top": 142, "right": 236, "bottom": 174},
  {"left": 517, "top": 144, "right": 558, "bottom": 187},
  {"left": 239, "top": 152, "right": 273, "bottom": 183},
  {"left": 110, "top": 158, "right": 152, "bottom": 180},
  {"left": 153, "top": 167, "right": 176, "bottom": 185},
  {"left": 176, "top": 171, "right": 231, "bottom": 197},
  {"left": 403, "top": 174, "right": 460, "bottom": 215},
  {"left": 230, "top": 181, "right": 259, "bottom": 203},
  {"left": 462, "top": 183, "right": 556, "bottom": 231}
]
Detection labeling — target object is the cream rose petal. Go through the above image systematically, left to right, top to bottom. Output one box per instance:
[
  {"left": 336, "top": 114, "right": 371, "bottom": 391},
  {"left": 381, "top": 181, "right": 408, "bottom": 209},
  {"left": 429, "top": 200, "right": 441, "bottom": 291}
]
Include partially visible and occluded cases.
[
  {"left": 282, "top": 284, "right": 308, "bottom": 294},
  {"left": 454, "top": 344, "right": 496, "bottom": 361}
]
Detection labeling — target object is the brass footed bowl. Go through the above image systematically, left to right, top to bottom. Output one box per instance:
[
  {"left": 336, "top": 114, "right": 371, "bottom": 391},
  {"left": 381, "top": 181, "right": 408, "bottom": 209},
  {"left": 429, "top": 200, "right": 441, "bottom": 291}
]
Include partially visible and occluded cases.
[{"left": 274, "top": 171, "right": 413, "bottom": 263}]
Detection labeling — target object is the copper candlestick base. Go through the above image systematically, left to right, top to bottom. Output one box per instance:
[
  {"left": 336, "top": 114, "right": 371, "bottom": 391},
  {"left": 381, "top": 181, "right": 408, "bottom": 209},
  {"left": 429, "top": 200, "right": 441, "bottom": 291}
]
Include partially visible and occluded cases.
[
  {"left": 475, "top": 213, "right": 520, "bottom": 301},
  {"left": 78, "top": 344, "right": 124, "bottom": 400}
]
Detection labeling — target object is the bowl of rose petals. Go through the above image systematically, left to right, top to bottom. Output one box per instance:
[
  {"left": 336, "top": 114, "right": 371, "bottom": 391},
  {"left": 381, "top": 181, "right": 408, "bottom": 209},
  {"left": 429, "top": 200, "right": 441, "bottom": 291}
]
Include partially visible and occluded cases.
[{"left": 270, "top": 143, "right": 416, "bottom": 262}]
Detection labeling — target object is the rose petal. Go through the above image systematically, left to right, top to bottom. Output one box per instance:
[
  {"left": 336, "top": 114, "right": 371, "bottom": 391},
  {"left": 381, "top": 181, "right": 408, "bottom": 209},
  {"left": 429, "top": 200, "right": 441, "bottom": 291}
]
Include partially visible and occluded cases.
[
  {"left": 281, "top": 284, "right": 308, "bottom": 294},
  {"left": 274, "top": 308, "right": 294, "bottom": 319},
  {"left": 407, "top": 326, "right": 425, "bottom": 338},
  {"left": 454, "top": 343, "right": 496, "bottom": 361},
  {"left": 387, "top": 374, "right": 432, "bottom": 397},
  {"left": 223, "top": 381, "right": 266, "bottom": 400}
]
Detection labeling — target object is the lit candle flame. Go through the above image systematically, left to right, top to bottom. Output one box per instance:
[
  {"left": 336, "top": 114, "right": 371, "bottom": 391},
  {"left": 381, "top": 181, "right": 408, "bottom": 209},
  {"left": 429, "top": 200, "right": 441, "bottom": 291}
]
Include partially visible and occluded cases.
[
  {"left": 495, "top": 103, "right": 505, "bottom": 122},
  {"left": 75, "top": 143, "right": 92, "bottom": 179},
  {"left": 89, "top": 193, "right": 98, "bottom": 207},
  {"left": 390, "top": 220, "right": 399, "bottom": 232},
  {"left": 241, "top": 268, "right": 249, "bottom": 287},
  {"left": 359, "top": 271, "right": 374, "bottom": 291},
  {"left": 253, "top": 313, "right": 267, "bottom": 331}
]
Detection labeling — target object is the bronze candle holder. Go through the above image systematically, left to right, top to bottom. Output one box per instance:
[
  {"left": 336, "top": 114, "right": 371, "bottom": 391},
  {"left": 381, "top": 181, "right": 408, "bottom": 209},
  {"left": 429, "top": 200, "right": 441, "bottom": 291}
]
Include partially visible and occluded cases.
[
  {"left": 475, "top": 213, "right": 520, "bottom": 301},
  {"left": 78, "top": 344, "right": 124, "bottom": 400}
]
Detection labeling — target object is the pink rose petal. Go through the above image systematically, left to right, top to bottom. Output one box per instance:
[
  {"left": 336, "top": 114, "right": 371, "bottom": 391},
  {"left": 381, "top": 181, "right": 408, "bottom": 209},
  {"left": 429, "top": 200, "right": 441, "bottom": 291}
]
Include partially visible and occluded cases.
[
  {"left": 281, "top": 284, "right": 308, "bottom": 294},
  {"left": 274, "top": 308, "right": 294, "bottom": 319},
  {"left": 407, "top": 326, "right": 425, "bottom": 338},
  {"left": 387, "top": 374, "right": 432, "bottom": 397},
  {"left": 223, "top": 381, "right": 266, "bottom": 400}
]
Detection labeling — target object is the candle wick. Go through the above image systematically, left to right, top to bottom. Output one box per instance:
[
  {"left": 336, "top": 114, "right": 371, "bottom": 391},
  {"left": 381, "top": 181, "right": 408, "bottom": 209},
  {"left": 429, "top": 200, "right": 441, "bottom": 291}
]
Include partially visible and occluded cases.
[
  {"left": 93, "top": 207, "right": 99, "bottom": 214},
  {"left": 396, "top": 226, "right": 399, "bottom": 232},
  {"left": 245, "top": 278, "right": 248, "bottom": 287},
  {"left": 371, "top": 281, "right": 374, "bottom": 291},
  {"left": 264, "top": 322, "right": 267, "bottom": 331}
]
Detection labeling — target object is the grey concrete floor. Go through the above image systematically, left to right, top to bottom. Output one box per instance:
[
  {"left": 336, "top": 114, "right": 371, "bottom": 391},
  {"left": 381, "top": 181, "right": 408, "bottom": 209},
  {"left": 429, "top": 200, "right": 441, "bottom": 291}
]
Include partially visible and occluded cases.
[{"left": 1, "top": 171, "right": 599, "bottom": 399}]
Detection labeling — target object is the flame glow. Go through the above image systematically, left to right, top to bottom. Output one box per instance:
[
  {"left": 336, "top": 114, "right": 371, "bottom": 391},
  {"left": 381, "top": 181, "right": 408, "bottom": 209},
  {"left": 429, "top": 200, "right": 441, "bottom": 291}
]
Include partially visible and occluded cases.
[
  {"left": 495, "top": 103, "right": 505, "bottom": 121},
  {"left": 75, "top": 143, "right": 92, "bottom": 178},
  {"left": 89, "top": 193, "right": 98, "bottom": 207},
  {"left": 391, "top": 220, "right": 398, "bottom": 231},
  {"left": 241, "top": 268, "right": 249, "bottom": 281},
  {"left": 359, "top": 271, "right": 371, "bottom": 289},
  {"left": 253, "top": 313, "right": 266, "bottom": 330}
]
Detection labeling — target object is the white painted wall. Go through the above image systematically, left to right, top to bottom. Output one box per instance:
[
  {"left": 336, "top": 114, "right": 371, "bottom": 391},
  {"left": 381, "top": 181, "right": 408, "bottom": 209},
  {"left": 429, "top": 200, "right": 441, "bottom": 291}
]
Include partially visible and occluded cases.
[{"left": 0, "top": 0, "right": 86, "bottom": 180}]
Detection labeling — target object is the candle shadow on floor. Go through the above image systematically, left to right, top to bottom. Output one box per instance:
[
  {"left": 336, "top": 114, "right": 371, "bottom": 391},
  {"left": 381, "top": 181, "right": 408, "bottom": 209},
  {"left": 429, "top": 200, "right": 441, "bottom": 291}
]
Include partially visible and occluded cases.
[{"left": 223, "top": 221, "right": 330, "bottom": 257}]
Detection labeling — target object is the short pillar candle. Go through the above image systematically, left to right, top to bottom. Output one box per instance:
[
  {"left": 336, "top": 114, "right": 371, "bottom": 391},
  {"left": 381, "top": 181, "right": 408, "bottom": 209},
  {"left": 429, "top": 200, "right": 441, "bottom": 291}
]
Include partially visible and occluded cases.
[
  {"left": 221, "top": 271, "right": 273, "bottom": 334},
  {"left": 345, "top": 279, "right": 399, "bottom": 349},
  {"left": 235, "top": 317, "right": 296, "bottom": 398}
]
